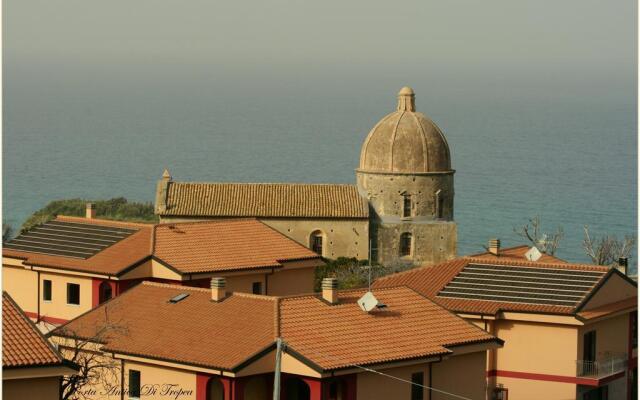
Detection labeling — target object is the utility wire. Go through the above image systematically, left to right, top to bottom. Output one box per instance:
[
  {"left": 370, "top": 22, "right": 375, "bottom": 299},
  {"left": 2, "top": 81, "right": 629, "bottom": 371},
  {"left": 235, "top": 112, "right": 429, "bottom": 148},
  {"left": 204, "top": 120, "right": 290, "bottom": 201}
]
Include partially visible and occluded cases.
[{"left": 285, "top": 342, "right": 476, "bottom": 400}]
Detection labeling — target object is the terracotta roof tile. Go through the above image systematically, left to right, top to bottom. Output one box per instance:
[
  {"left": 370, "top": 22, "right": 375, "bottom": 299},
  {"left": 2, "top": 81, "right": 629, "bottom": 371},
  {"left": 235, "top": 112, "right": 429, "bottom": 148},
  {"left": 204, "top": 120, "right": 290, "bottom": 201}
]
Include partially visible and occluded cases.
[
  {"left": 159, "top": 182, "right": 369, "bottom": 218},
  {"left": 3, "top": 216, "right": 153, "bottom": 276},
  {"left": 4, "top": 217, "right": 321, "bottom": 276},
  {"left": 153, "top": 219, "right": 322, "bottom": 274},
  {"left": 468, "top": 245, "right": 567, "bottom": 263},
  {"left": 373, "top": 257, "right": 611, "bottom": 316},
  {"left": 53, "top": 283, "right": 499, "bottom": 372},
  {"left": 53, "top": 283, "right": 277, "bottom": 371},
  {"left": 279, "top": 286, "right": 498, "bottom": 370},
  {"left": 3, "top": 292, "right": 64, "bottom": 368},
  {"left": 577, "top": 297, "right": 638, "bottom": 321}
]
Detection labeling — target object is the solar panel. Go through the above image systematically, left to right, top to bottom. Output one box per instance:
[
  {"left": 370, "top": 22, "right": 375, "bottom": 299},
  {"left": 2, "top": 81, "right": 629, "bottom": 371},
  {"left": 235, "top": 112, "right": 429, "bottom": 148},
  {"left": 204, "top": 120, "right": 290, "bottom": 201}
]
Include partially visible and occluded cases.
[
  {"left": 4, "top": 220, "right": 138, "bottom": 259},
  {"left": 437, "top": 263, "right": 606, "bottom": 307}
]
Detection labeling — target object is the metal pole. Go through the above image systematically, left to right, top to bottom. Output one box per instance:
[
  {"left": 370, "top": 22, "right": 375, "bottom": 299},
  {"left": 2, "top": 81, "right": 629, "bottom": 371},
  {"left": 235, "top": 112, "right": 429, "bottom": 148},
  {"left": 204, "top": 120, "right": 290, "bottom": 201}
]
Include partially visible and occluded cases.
[{"left": 273, "top": 337, "right": 284, "bottom": 400}]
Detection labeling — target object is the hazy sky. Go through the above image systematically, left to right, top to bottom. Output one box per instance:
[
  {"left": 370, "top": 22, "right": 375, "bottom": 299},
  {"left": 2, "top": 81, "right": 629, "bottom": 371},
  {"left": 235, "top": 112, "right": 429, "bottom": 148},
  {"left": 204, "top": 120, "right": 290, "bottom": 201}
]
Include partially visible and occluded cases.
[{"left": 4, "top": 0, "right": 637, "bottom": 98}]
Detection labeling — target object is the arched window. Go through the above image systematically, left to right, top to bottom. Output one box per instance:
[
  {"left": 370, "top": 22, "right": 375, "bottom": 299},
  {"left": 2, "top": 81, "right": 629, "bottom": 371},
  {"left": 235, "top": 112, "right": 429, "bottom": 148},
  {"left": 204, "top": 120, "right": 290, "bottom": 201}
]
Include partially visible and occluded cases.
[
  {"left": 435, "top": 189, "right": 444, "bottom": 219},
  {"left": 402, "top": 194, "right": 412, "bottom": 218},
  {"left": 309, "top": 230, "right": 324, "bottom": 256},
  {"left": 399, "top": 233, "right": 412, "bottom": 257},
  {"left": 98, "top": 281, "right": 113, "bottom": 305}
]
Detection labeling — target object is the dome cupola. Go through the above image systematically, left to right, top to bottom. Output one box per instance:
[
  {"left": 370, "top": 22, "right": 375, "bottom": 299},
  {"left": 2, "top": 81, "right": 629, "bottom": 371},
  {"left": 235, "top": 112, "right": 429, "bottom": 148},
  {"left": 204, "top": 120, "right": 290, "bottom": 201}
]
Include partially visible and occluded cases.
[{"left": 358, "top": 87, "right": 451, "bottom": 174}]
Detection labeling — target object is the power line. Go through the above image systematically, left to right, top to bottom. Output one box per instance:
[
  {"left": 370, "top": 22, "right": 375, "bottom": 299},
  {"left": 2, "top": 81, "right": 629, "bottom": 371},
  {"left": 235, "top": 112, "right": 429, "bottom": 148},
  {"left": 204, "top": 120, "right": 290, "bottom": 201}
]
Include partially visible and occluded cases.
[{"left": 282, "top": 340, "right": 476, "bottom": 400}]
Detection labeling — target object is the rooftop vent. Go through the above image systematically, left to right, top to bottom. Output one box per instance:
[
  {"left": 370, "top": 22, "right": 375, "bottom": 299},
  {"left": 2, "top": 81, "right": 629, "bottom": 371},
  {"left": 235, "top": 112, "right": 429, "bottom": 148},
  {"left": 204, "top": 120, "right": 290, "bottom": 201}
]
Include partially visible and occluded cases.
[
  {"left": 86, "top": 203, "right": 96, "bottom": 219},
  {"left": 488, "top": 239, "right": 500, "bottom": 256},
  {"left": 524, "top": 246, "right": 543, "bottom": 262},
  {"left": 210, "top": 277, "right": 227, "bottom": 302},
  {"left": 322, "top": 278, "right": 338, "bottom": 304},
  {"left": 169, "top": 293, "right": 189, "bottom": 303}
]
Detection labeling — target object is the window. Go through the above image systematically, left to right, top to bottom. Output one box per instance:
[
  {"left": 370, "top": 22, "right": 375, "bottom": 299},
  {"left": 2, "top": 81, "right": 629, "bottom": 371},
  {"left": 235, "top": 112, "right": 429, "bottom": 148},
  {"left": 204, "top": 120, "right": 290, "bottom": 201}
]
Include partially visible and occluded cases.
[
  {"left": 435, "top": 190, "right": 443, "bottom": 219},
  {"left": 403, "top": 194, "right": 412, "bottom": 218},
  {"left": 310, "top": 231, "right": 323, "bottom": 255},
  {"left": 400, "top": 233, "right": 412, "bottom": 257},
  {"left": 43, "top": 280, "right": 52, "bottom": 302},
  {"left": 98, "top": 281, "right": 112, "bottom": 304},
  {"left": 252, "top": 282, "right": 262, "bottom": 295},
  {"left": 67, "top": 283, "right": 80, "bottom": 305},
  {"left": 584, "top": 330, "right": 596, "bottom": 361},
  {"left": 129, "top": 369, "right": 141, "bottom": 399},
  {"left": 410, "top": 372, "right": 423, "bottom": 400}
]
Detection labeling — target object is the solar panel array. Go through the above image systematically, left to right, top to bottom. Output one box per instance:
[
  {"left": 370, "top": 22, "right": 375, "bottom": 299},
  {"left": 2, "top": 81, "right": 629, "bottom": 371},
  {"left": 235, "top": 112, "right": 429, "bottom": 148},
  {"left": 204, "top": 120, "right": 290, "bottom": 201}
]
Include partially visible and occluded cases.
[
  {"left": 4, "top": 220, "right": 138, "bottom": 259},
  {"left": 437, "top": 263, "right": 606, "bottom": 307}
]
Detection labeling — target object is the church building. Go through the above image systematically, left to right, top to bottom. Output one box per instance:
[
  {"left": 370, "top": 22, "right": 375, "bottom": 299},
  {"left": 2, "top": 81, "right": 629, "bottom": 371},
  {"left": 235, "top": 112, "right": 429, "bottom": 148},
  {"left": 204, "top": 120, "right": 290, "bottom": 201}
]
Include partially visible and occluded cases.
[{"left": 155, "top": 87, "right": 457, "bottom": 266}]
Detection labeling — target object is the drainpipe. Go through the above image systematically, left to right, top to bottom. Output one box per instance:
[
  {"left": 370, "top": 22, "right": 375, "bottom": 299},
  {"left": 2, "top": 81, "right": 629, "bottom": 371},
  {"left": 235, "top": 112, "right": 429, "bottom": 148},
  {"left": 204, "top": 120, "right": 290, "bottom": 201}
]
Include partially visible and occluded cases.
[{"left": 36, "top": 270, "right": 41, "bottom": 322}]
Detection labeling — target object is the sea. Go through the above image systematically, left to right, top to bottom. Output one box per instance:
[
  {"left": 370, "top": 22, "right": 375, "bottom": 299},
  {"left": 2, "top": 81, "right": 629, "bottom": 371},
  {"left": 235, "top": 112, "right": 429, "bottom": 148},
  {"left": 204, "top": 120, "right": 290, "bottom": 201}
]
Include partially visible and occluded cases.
[{"left": 3, "top": 72, "right": 637, "bottom": 272}]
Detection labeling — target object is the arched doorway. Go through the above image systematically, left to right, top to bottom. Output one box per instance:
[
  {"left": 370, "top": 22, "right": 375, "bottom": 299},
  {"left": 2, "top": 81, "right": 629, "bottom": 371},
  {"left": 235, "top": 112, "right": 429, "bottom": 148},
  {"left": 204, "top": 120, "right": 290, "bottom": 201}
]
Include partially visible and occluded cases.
[
  {"left": 309, "top": 230, "right": 324, "bottom": 256},
  {"left": 98, "top": 281, "right": 113, "bottom": 304},
  {"left": 243, "top": 375, "right": 269, "bottom": 400},
  {"left": 284, "top": 377, "right": 310, "bottom": 400},
  {"left": 207, "top": 378, "right": 224, "bottom": 400}
]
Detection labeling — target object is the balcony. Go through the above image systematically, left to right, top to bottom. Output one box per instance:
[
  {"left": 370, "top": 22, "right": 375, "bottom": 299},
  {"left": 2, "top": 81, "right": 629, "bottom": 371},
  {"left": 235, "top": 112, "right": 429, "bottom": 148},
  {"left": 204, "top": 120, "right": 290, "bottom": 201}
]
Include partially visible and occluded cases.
[{"left": 576, "top": 353, "right": 627, "bottom": 379}]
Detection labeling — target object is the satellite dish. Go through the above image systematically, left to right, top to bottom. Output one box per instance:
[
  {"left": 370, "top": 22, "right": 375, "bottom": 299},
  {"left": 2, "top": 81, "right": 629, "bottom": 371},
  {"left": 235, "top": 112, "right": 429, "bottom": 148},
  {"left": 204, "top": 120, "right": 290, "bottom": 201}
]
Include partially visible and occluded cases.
[
  {"left": 525, "top": 246, "right": 543, "bottom": 262},
  {"left": 358, "top": 291, "right": 379, "bottom": 312}
]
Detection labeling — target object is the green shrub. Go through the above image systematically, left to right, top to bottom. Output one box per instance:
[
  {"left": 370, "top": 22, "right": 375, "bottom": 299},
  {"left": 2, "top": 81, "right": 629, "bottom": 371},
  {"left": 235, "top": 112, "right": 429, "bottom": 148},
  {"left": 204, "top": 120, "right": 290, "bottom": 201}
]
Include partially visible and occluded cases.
[{"left": 21, "top": 197, "right": 158, "bottom": 233}]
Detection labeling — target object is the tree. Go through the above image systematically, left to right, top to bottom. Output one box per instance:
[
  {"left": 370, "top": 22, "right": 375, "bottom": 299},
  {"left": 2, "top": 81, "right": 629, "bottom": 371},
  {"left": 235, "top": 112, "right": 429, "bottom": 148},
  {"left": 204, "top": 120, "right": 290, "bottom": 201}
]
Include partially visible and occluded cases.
[
  {"left": 21, "top": 197, "right": 157, "bottom": 233},
  {"left": 514, "top": 216, "right": 564, "bottom": 255},
  {"left": 582, "top": 226, "right": 636, "bottom": 267},
  {"left": 314, "top": 257, "right": 415, "bottom": 290},
  {"left": 53, "top": 306, "right": 128, "bottom": 400}
]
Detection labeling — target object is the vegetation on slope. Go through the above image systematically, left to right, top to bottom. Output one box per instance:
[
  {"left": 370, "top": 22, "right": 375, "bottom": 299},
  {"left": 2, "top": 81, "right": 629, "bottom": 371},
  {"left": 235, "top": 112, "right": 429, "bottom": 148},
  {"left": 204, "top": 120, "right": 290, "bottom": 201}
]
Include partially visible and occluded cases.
[{"left": 20, "top": 197, "right": 157, "bottom": 233}]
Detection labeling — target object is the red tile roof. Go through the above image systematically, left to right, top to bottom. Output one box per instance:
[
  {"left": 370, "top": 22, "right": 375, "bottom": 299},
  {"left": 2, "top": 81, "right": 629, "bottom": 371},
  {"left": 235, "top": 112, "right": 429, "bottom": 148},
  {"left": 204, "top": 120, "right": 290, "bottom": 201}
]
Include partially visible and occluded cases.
[
  {"left": 158, "top": 182, "right": 369, "bottom": 219},
  {"left": 3, "top": 216, "right": 153, "bottom": 276},
  {"left": 4, "top": 217, "right": 322, "bottom": 276},
  {"left": 153, "top": 219, "right": 321, "bottom": 274},
  {"left": 467, "top": 245, "right": 567, "bottom": 263},
  {"left": 373, "top": 257, "right": 613, "bottom": 316},
  {"left": 52, "top": 282, "right": 499, "bottom": 372},
  {"left": 279, "top": 286, "right": 498, "bottom": 370},
  {"left": 2, "top": 292, "right": 65, "bottom": 368},
  {"left": 577, "top": 297, "right": 638, "bottom": 321}
]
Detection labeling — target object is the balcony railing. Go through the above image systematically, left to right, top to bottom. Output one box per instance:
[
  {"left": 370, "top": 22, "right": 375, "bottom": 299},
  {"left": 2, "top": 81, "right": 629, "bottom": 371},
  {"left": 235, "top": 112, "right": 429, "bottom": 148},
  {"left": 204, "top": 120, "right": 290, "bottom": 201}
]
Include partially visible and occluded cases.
[{"left": 576, "top": 353, "right": 627, "bottom": 378}]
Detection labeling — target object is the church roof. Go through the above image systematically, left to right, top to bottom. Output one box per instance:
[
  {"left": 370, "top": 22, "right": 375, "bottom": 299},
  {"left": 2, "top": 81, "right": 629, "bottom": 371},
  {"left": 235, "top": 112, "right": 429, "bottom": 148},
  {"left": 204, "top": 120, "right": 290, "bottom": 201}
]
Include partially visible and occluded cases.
[
  {"left": 358, "top": 87, "right": 452, "bottom": 174},
  {"left": 156, "top": 181, "right": 369, "bottom": 219}
]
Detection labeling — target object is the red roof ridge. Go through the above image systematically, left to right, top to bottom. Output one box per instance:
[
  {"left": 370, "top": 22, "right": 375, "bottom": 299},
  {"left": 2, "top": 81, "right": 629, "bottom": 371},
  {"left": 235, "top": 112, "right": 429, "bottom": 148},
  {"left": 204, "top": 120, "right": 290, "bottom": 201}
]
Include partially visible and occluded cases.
[
  {"left": 171, "top": 181, "right": 358, "bottom": 187},
  {"left": 55, "top": 215, "right": 153, "bottom": 229},
  {"left": 155, "top": 218, "right": 260, "bottom": 228},
  {"left": 466, "top": 244, "right": 529, "bottom": 257},
  {"left": 462, "top": 257, "right": 610, "bottom": 272},
  {"left": 374, "top": 259, "right": 463, "bottom": 284},
  {"left": 139, "top": 281, "right": 279, "bottom": 302}
]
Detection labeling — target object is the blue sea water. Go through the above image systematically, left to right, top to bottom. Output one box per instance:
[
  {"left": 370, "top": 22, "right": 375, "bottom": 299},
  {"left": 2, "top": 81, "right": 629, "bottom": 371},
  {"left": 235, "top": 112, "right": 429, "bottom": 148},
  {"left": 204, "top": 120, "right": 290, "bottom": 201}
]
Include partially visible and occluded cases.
[{"left": 3, "top": 71, "right": 637, "bottom": 270}]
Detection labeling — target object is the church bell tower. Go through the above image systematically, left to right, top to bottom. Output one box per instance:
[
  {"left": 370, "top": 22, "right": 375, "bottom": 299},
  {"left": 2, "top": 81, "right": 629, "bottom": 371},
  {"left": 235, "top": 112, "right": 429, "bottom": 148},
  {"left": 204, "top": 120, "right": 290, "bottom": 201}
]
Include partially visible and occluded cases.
[{"left": 356, "top": 87, "right": 457, "bottom": 266}]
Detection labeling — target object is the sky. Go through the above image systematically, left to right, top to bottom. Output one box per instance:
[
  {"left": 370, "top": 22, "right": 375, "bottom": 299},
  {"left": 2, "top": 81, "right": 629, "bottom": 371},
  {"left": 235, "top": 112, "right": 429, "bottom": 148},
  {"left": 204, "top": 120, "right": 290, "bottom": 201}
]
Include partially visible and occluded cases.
[{"left": 4, "top": 0, "right": 637, "bottom": 97}]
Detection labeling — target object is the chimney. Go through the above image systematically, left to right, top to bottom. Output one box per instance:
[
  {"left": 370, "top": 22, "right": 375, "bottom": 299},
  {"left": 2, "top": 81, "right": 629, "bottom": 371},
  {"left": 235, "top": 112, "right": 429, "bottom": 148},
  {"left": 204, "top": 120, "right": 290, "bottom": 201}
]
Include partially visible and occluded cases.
[
  {"left": 86, "top": 203, "right": 96, "bottom": 219},
  {"left": 488, "top": 239, "right": 500, "bottom": 256},
  {"left": 618, "top": 257, "right": 628, "bottom": 275},
  {"left": 210, "top": 277, "right": 227, "bottom": 302},
  {"left": 322, "top": 277, "right": 338, "bottom": 305}
]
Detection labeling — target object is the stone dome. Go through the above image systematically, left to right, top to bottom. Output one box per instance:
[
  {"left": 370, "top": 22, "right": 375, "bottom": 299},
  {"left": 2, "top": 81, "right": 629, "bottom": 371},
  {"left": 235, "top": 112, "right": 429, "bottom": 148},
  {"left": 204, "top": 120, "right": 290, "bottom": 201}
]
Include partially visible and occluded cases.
[{"left": 358, "top": 87, "right": 452, "bottom": 174}]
